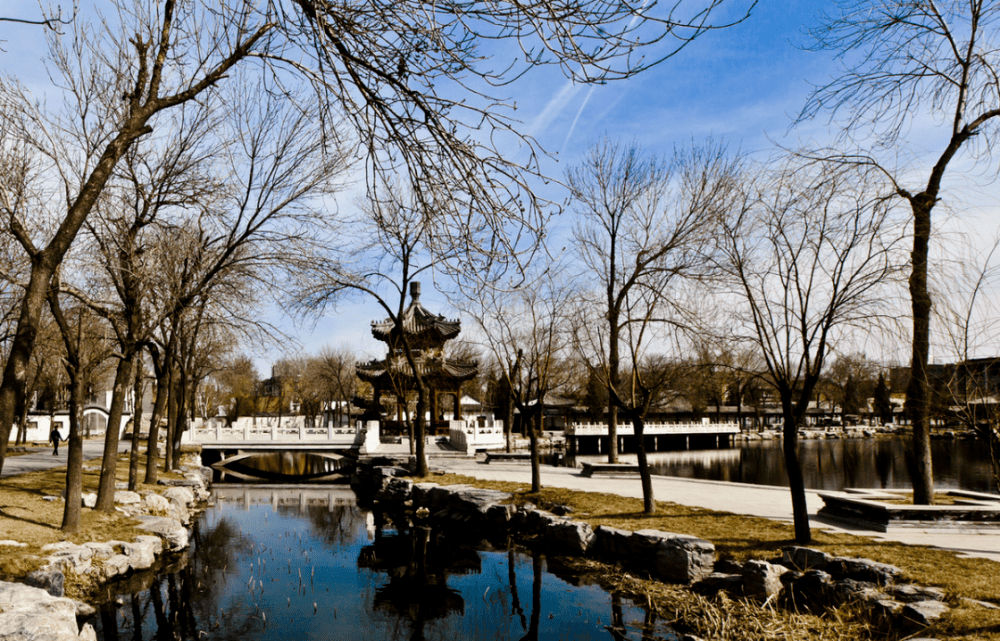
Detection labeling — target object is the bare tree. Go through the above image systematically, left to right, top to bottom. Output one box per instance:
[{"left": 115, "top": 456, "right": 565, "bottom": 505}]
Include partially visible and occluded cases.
[
  {"left": 0, "top": 0, "right": 752, "bottom": 472},
  {"left": 0, "top": 0, "right": 275, "bottom": 472},
  {"left": 799, "top": 0, "right": 1000, "bottom": 504},
  {"left": 568, "top": 139, "right": 736, "bottom": 464},
  {"left": 714, "top": 160, "right": 904, "bottom": 543},
  {"left": 296, "top": 184, "right": 457, "bottom": 476},
  {"left": 933, "top": 237, "right": 1000, "bottom": 491},
  {"left": 465, "top": 269, "right": 575, "bottom": 493},
  {"left": 46, "top": 285, "right": 114, "bottom": 531},
  {"left": 314, "top": 346, "right": 359, "bottom": 427}
]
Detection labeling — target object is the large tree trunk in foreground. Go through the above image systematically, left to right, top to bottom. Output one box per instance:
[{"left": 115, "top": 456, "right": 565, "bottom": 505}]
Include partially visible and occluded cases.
[
  {"left": 908, "top": 196, "right": 935, "bottom": 505},
  {"left": 0, "top": 265, "right": 55, "bottom": 473},
  {"left": 95, "top": 355, "right": 135, "bottom": 512},
  {"left": 128, "top": 358, "right": 146, "bottom": 491},
  {"left": 144, "top": 366, "right": 169, "bottom": 485},
  {"left": 62, "top": 380, "right": 85, "bottom": 532},
  {"left": 781, "top": 403, "right": 811, "bottom": 544},
  {"left": 633, "top": 416, "right": 655, "bottom": 514}
]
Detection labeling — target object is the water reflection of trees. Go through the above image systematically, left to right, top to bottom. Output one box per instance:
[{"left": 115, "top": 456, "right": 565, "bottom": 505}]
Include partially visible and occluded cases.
[
  {"left": 619, "top": 437, "right": 996, "bottom": 492},
  {"left": 93, "top": 515, "right": 264, "bottom": 641}
]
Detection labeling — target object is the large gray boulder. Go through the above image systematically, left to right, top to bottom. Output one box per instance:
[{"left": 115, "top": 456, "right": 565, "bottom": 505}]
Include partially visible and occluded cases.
[
  {"left": 410, "top": 483, "right": 440, "bottom": 508},
  {"left": 162, "top": 486, "right": 196, "bottom": 509},
  {"left": 114, "top": 490, "right": 142, "bottom": 505},
  {"left": 141, "top": 492, "right": 172, "bottom": 515},
  {"left": 135, "top": 515, "right": 189, "bottom": 551},
  {"left": 545, "top": 520, "right": 595, "bottom": 555},
  {"left": 593, "top": 526, "right": 633, "bottom": 559},
  {"left": 654, "top": 534, "right": 716, "bottom": 585},
  {"left": 123, "top": 536, "right": 162, "bottom": 571},
  {"left": 42, "top": 544, "right": 94, "bottom": 575},
  {"left": 782, "top": 546, "right": 832, "bottom": 571},
  {"left": 91, "top": 554, "right": 131, "bottom": 581},
  {"left": 828, "top": 556, "right": 902, "bottom": 586},
  {"left": 742, "top": 560, "right": 790, "bottom": 602},
  {"left": 0, "top": 581, "right": 96, "bottom": 641},
  {"left": 887, "top": 584, "right": 946, "bottom": 603},
  {"left": 901, "top": 600, "right": 950, "bottom": 627}
]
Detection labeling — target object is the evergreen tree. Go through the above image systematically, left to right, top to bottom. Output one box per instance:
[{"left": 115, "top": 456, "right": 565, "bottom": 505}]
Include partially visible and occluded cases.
[{"left": 873, "top": 373, "right": 892, "bottom": 425}]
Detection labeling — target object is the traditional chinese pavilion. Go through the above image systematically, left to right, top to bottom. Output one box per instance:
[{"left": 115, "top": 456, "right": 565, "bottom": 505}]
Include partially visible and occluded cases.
[{"left": 355, "top": 282, "right": 478, "bottom": 433}]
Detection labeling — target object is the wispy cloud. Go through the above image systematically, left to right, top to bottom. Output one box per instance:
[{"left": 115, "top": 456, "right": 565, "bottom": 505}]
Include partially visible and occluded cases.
[{"left": 527, "top": 80, "right": 583, "bottom": 138}]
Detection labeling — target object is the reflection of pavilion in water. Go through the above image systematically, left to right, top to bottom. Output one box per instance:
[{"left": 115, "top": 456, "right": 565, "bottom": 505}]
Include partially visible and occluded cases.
[{"left": 358, "top": 524, "right": 483, "bottom": 626}]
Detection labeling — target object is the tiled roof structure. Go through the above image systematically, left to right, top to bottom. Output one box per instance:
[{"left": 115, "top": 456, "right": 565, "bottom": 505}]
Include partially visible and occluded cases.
[{"left": 356, "top": 282, "right": 477, "bottom": 392}]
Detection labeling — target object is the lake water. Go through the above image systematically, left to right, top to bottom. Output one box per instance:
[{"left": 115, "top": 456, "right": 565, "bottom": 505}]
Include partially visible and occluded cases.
[
  {"left": 565, "top": 436, "right": 998, "bottom": 493},
  {"left": 90, "top": 486, "right": 677, "bottom": 641}
]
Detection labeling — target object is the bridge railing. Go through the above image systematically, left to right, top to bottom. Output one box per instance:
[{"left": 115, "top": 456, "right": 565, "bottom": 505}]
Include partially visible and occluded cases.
[
  {"left": 448, "top": 418, "right": 505, "bottom": 453},
  {"left": 185, "top": 420, "right": 380, "bottom": 452},
  {"left": 567, "top": 421, "right": 740, "bottom": 436}
]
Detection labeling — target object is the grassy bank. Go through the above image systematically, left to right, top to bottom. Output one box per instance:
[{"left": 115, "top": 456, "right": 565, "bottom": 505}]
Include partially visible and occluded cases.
[
  {"left": 0, "top": 451, "right": 186, "bottom": 596},
  {"left": 421, "top": 473, "right": 1000, "bottom": 641}
]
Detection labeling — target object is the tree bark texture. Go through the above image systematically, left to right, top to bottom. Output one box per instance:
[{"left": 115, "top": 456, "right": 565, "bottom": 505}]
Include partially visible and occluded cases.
[
  {"left": 908, "top": 197, "right": 935, "bottom": 505},
  {"left": 0, "top": 265, "right": 54, "bottom": 473},
  {"left": 95, "top": 355, "right": 135, "bottom": 512},
  {"left": 128, "top": 357, "right": 145, "bottom": 491},
  {"left": 144, "top": 365, "right": 169, "bottom": 485},
  {"left": 62, "top": 378, "right": 84, "bottom": 532},
  {"left": 414, "top": 391, "right": 428, "bottom": 477},
  {"left": 781, "top": 398, "right": 811, "bottom": 544},
  {"left": 529, "top": 410, "right": 541, "bottom": 493},
  {"left": 633, "top": 416, "right": 655, "bottom": 514}
]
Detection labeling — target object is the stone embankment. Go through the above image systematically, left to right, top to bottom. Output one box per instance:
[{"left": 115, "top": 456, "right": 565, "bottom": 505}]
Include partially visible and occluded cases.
[
  {"left": 0, "top": 461, "right": 213, "bottom": 641},
  {"left": 360, "top": 464, "right": 955, "bottom": 638}
]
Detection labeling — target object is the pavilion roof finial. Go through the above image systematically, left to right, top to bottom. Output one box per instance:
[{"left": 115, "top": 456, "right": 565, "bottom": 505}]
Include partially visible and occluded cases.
[{"left": 410, "top": 281, "right": 421, "bottom": 302}]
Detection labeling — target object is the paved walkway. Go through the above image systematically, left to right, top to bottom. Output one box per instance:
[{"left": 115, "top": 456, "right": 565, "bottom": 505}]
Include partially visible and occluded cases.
[
  {"left": 0, "top": 441, "right": 129, "bottom": 478},
  {"left": 426, "top": 454, "right": 1000, "bottom": 563}
]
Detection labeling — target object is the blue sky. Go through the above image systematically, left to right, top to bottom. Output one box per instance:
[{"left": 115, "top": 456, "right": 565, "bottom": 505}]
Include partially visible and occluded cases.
[{"left": 2, "top": 0, "right": 998, "bottom": 372}]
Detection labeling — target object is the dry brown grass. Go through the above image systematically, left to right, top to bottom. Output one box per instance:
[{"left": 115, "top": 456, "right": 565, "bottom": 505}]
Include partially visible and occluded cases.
[
  {"left": 0, "top": 450, "right": 186, "bottom": 596},
  {"left": 420, "top": 473, "right": 1000, "bottom": 640}
]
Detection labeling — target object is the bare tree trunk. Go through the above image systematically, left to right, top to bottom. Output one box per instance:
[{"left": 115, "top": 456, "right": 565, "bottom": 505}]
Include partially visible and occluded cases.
[
  {"left": 908, "top": 197, "right": 935, "bottom": 505},
  {"left": 0, "top": 265, "right": 56, "bottom": 473},
  {"left": 95, "top": 354, "right": 135, "bottom": 512},
  {"left": 128, "top": 354, "right": 145, "bottom": 491},
  {"left": 165, "top": 364, "right": 177, "bottom": 471},
  {"left": 171, "top": 369, "right": 188, "bottom": 469},
  {"left": 144, "top": 371, "right": 168, "bottom": 485},
  {"left": 62, "top": 376, "right": 84, "bottom": 532},
  {"left": 414, "top": 389, "right": 428, "bottom": 476},
  {"left": 505, "top": 394, "right": 514, "bottom": 453},
  {"left": 781, "top": 398, "right": 811, "bottom": 544},
  {"left": 529, "top": 410, "right": 541, "bottom": 493},
  {"left": 634, "top": 416, "right": 654, "bottom": 514}
]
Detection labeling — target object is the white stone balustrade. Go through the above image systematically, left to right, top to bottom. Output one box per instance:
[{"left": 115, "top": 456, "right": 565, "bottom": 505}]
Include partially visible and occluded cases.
[
  {"left": 184, "top": 418, "right": 379, "bottom": 453},
  {"left": 448, "top": 418, "right": 506, "bottom": 454},
  {"left": 567, "top": 421, "right": 740, "bottom": 436}
]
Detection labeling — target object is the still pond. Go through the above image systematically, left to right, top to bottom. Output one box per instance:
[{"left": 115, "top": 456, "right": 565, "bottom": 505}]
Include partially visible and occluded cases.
[
  {"left": 565, "top": 435, "right": 997, "bottom": 493},
  {"left": 91, "top": 486, "right": 677, "bottom": 641}
]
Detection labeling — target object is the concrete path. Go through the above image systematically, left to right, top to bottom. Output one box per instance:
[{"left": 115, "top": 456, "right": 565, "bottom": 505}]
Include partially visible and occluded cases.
[
  {"left": 0, "top": 441, "right": 130, "bottom": 478},
  {"left": 427, "top": 454, "right": 1000, "bottom": 563}
]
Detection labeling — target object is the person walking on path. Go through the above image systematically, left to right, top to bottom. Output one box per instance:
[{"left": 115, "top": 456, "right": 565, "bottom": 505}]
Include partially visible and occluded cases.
[{"left": 49, "top": 427, "right": 62, "bottom": 456}]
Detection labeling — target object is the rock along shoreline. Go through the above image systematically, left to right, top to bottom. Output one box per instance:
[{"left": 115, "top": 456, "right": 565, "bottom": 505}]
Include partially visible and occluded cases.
[
  {"left": 0, "top": 455, "right": 213, "bottom": 641},
  {"left": 355, "top": 460, "right": 956, "bottom": 639}
]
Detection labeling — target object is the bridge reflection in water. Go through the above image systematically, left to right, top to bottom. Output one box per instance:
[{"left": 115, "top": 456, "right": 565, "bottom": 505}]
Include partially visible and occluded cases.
[{"left": 211, "top": 451, "right": 354, "bottom": 483}]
